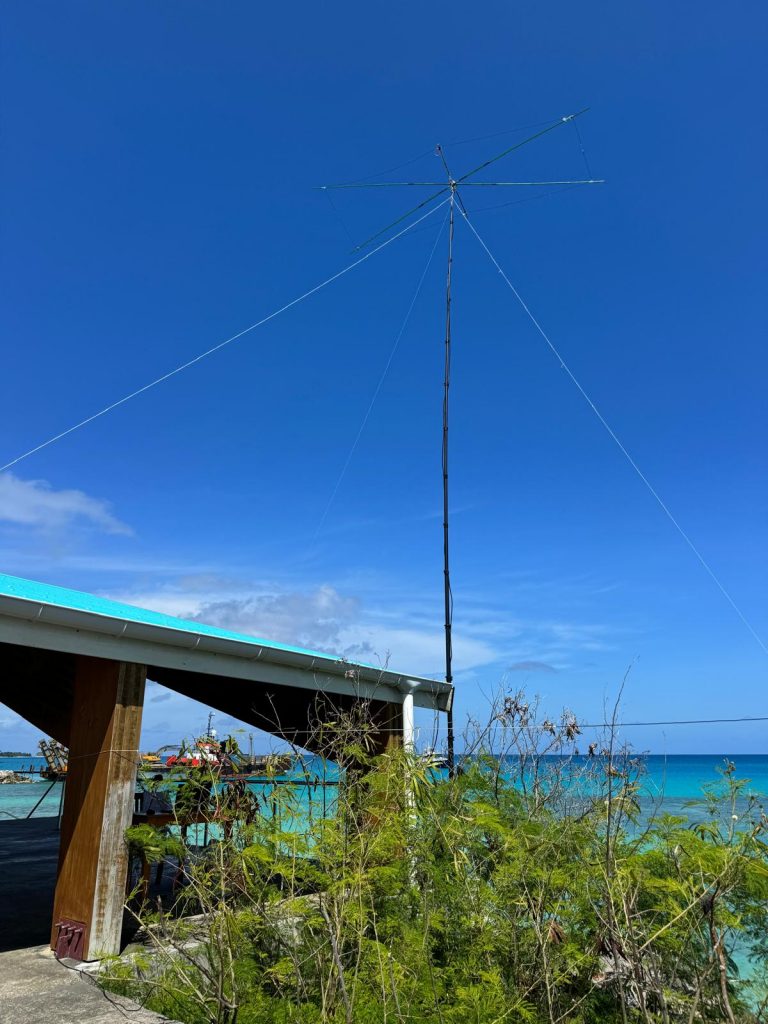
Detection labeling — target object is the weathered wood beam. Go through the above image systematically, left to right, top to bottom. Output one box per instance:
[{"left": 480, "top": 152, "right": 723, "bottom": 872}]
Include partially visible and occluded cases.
[
  {"left": 51, "top": 656, "right": 145, "bottom": 959},
  {"left": 368, "top": 697, "right": 404, "bottom": 756}
]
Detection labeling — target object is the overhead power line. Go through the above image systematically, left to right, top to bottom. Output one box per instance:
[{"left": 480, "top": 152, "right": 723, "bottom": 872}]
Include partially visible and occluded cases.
[
  {"left": 0, "top": 198, "right": 450, "bottom": 475},
  {"left": 458, "top": 207, "right": 768, "bottom": 658},
  {"left": 196, "top": 715, "right": 768, "bottom": 736},
  {"left": 577, "top": 715, "right": 768, "bottom": 728}
]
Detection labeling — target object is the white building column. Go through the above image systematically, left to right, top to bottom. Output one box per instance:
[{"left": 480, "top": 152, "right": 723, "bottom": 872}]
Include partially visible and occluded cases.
[{"left": 400, "top": 680, "right": 417, "bottom": 752}]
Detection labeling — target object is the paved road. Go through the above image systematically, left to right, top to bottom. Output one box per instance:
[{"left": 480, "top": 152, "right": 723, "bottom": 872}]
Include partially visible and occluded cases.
[{"left": 0, "top": 945, "right": 179, "bottom": 1024}]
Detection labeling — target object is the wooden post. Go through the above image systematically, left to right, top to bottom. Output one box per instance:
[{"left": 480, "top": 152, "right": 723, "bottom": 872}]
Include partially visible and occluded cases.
[
  {"left": 51, "top": 656, "right": 146, "bottom": 959},
  {"left": 371, "top": 699, "right": 403, "bottom": 756}
]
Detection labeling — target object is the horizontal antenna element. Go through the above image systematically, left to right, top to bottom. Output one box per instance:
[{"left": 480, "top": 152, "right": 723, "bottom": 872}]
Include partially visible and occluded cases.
[
  {"left": 323, "top": 109, "right": 598, "bottom": 252},
  {"left": 319, "top": 179, "right": 604, "bottom": 189}
]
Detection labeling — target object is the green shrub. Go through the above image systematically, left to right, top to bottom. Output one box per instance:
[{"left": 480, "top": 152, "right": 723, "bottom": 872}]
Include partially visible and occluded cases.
[{"left": 105, "top": 699, "right": 768, "bottom": 1023}]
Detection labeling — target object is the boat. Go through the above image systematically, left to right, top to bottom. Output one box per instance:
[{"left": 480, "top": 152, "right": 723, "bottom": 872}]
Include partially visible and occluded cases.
[
  {"left": 162, "top": 716, "right": 293, "bottom": 777},
  {"left": 165, "top": 736, "right": 223, "bottom": 770},
  {"left": 165, "top": 744, "right": 293, "bottom": 777},
  {"left": 420, "top": 748, "right": 449, "bottom": 771},
  {"left": 139, "top": 752, "right": 164, "bottom": 767}
]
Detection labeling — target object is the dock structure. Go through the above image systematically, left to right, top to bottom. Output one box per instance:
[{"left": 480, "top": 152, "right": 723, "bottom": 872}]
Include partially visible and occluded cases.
[{"left": 0, "top": 574, "right": 452, "bottom": 960}]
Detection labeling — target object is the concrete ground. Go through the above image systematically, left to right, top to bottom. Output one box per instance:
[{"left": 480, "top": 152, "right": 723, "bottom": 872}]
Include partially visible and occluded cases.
[
  {"left": 0, "top": 818, "right": 181, "bottom": 1022},
  {"left": 0, "top": 945, "right": 180, "bottom": 1024}
]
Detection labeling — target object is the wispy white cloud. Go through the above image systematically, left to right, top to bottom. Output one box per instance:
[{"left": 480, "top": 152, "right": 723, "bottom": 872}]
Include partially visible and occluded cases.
[
  {"left": 0, "top": 473, "right": 131, "bottom": 536},
  {"left": 314, "top": 503, "right": 476, "bottom": 541},
  {"left": 0, "top": 566, "right": 625, "bottom": 748},
  {"left": 102, "top": 570, "right": 619, "bottom": 686},
  {"left": 103, "top": 576, "right": 503, "bottom": 678},
  {"left": 192, "top": 586, "right": 361, "bottom": 654},
  {"left": 335, "top": 624, "right": 498, "bottom": 677},
  {"left": 508, "top": 660, "right": 557, "bottom": 673}
]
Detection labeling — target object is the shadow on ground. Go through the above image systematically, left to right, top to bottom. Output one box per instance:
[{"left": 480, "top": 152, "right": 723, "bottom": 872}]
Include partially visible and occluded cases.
[
  {"left": 0, "top": 816, "right": 185, "bottom": 955},
  {"left": 0, "top": 817, "right": 59, "bottom": 952}
]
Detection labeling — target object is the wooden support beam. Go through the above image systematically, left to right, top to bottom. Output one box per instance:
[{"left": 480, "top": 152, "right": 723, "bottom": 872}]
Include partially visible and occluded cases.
[
  {"left": 51, "top": 656, "right": 146, "bottom": 959},
  {"left": 369, "top": 698, "right": 403, "bottom": 756}
]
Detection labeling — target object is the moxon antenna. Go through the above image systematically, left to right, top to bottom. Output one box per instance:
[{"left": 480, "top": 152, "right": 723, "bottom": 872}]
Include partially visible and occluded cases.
[{"left": 317, "top": 110, "right": 603, "bottom": 774}]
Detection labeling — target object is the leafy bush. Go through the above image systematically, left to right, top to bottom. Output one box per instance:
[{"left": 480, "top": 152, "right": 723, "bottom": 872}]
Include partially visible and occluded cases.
[{"left": 104, "top": 695, "right": 768, "bottom": 1023}]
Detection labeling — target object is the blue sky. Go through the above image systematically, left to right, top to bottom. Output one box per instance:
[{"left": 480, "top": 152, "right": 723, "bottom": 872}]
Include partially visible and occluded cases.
[{"left": 1, "top": 1, "right": 766, "bottom": 754}]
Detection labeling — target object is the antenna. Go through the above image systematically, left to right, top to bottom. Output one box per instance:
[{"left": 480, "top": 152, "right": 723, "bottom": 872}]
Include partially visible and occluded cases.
[
  {"left": 319, "top": 111, "right": 602, "bottom": 774},
  {"left": 437, "top": 145, "right": 458, "bottom": 774}
]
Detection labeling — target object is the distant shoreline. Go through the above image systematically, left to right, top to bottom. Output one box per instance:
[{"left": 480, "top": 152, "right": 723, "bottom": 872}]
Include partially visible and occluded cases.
[{"left": 0, "top": 752, "right": 31, "bottom": 758}]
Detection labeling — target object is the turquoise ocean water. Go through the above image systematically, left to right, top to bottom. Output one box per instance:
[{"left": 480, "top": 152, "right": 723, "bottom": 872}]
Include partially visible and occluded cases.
[
  {"left": 2, "top": 753, "right": 767, "bottom": 822},
  {"left": 2, "top": 753, "right": 766, "bottom": 988},
  {"left": 0, "top": 756, "right": 340, "bottom": 823},
  {"left": 0, "top": 756, "right": 66, "bottom": 820}
]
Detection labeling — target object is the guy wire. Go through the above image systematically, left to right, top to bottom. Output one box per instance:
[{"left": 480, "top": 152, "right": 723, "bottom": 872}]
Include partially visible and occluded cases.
[
  {"left": 0, "top": 199, "right": 451, "bottom": 474},
  {"left": 458, "top": 206, "right": 768, "bottom": 658},
  {"left": 313, "top": 208, "right": 449, "bottom": 539}
]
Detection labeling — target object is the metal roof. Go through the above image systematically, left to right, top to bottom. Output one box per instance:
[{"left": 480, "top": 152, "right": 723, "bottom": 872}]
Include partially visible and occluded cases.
[{"left": 0, "top": 574, "right": 452, "bottom": 711}]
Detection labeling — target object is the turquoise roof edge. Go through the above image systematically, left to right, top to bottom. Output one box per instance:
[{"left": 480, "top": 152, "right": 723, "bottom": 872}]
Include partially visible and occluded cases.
[{"left": 0, "top": 573, "right": 371, "bottom": 669}]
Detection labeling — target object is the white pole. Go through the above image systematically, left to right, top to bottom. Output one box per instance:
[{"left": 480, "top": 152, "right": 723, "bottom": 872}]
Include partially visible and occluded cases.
[
  {"left": 400, "top": 683, "right": 418, "bottom": 841},
  {"left": 402, "top": 684, "right": 415, "bottom": 752}
]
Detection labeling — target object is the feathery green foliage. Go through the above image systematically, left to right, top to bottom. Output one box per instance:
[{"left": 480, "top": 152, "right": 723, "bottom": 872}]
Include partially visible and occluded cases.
[{"left": 105, "top": 695, "right": 768, "bottom": 1023}]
